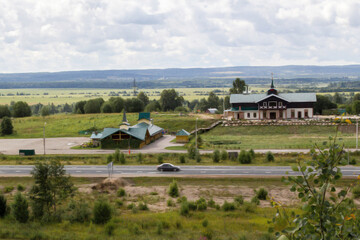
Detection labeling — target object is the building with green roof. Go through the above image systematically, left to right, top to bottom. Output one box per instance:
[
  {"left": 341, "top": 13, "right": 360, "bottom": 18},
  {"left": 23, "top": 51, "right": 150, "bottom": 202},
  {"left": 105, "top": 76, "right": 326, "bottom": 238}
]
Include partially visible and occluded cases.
[
  {"left": 225, "top": 79, "right": 316, "bottom": 120},
  {"left": 90, "top": 112, "right": 164, "bottom": 149},
  {"left": 176, "top": 129, "right": 190, "bottom": 143}
]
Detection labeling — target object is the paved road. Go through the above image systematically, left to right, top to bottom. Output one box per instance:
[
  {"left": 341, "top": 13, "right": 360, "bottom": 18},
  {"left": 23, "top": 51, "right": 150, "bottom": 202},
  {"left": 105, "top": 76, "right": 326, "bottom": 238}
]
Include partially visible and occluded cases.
[{"left": 1, "top": 165, "right": 360, "bottom": 177}]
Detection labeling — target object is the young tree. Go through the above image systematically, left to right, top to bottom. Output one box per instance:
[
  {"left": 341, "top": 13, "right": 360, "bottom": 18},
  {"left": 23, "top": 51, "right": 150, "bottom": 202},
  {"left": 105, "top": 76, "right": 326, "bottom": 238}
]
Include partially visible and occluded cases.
[
  {"left": 229, "top": 78, "right": 246, "bottom": 94},
  {"left": 159, "top": 89, "right": 184, "bottom": 111},
  {"left": 137, "top": 91, "right": 149, "bottom": 106},
  {"left": 109, "top": 97, "right": 124, "bottom": 113},
  {"left": 13, "top": 101, "right": 32, "bottom": 117},
  {"left": 101, "top": 102, "right": 113, "bottom": 113},
  {"left": 0, "top": 105, "right": 11, "bottom": 119},
  {"left": 40, "top": 106, "right": 50, "bottom": 117},
  {"left": 1, "top": 116, "right": 13, "bottom": 135},
  {"left": 272, "top": 134, "right": 359, "bottom": 239},
  {"left": 213, "top": 149, "right": 220, "bottom": 163},
  {"left": 30, "top": 160, "right": 74, "bottom": 218},
  {"left": 12, "top": 193, "right": 29, "bottom": 223},
  {"left": 0, "top": 194, "right": 7, "bottom": 218},
  {"left": 93, "top": 200, "right": 112, "bottom": 224}
]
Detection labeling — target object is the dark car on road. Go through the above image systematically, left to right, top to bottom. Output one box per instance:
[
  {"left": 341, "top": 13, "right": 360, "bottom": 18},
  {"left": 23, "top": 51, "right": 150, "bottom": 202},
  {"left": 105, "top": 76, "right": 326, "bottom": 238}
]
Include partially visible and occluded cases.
[{"left": 157, "top": 163, "right": 181, "bottom": 172}]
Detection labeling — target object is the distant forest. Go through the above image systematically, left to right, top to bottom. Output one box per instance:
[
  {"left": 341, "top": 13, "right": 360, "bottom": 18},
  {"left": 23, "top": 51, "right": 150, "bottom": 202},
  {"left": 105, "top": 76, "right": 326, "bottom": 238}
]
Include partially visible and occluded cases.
[{"left": 0, "top": 65, "right": 359, "bottom": 89}]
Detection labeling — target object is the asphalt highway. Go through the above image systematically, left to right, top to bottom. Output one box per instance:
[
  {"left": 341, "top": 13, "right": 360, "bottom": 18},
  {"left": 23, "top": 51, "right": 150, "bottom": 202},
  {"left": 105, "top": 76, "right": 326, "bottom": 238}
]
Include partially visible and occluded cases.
[{"left": 1, "top": 165, "right": 360, "bottom": 177}]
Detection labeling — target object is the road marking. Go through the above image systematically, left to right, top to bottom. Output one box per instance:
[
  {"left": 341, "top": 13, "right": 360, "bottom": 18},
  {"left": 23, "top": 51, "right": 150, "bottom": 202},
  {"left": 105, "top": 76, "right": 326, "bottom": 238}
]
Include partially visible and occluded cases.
[
  {"left": 15, "top": 171, "right": 21, "bottom": 173},
  {"left": 76, "top": 171, "right": 81, "bottom": 173},
  {"left": 96, "top": 171, "right": 102, "bottom": 173},
  {"left": 137, "top": 171, "right": 143, "bottom": 173},
  {"left": 201, "top": 171, "right": 206, "bottom": 173},
  {"left": 265, "top": 171, "right": 271, "bottom": 173},
  {"left": 244, "top": 172, "right": 249, "bottom": 173}
]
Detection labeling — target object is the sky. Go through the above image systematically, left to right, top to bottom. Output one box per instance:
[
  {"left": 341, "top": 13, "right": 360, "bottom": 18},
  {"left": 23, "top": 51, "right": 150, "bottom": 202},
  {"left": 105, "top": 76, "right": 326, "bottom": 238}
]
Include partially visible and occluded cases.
[{"left": 0, "top": 0, "right": 360, "bottom": 73}]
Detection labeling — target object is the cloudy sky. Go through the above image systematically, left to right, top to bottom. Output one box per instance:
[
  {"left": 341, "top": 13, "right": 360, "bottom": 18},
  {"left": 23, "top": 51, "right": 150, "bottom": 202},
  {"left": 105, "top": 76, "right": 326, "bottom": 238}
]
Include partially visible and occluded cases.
[{"left": 0, "top": 0, "right": 359, "bottom": 73}]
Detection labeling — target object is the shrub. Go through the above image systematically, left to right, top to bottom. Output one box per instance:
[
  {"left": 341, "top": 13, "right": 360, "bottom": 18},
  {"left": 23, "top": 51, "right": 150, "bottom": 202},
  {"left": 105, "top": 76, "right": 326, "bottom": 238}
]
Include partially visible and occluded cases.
[
  {"left": 187, "top": 144, "right": 197, "bottom": 159},
  {"left": 113, "top": 149, "right": 120, "bottom": 162},
  {"left": 220, "top": 149, "right": 228, "bottom": 160},
  {"left": 249, "top": 149, "right": 255, "bottom": 160},
  {"left": 212, "top": 150, "right": 220, "bottom": 163},
  {"left": 239, "top": 150, "right": 251, "bottom": 164},
  {"left": 266, "top": 151, "right": 275, "bottom": 162},
  {"left": 119, "top": 152, "right": 126, "bottom": 164},
  {"left": 137, "top": 153, "right": 143, "bottom": 163},
  {"left": 196, "top": 153, "right": 202, "bottom": 163},
  {"left": 106, "top": 155, "right": 113, "bottom": 163},
  {"left": 157, "top": 155, "right": 164, "bottom": 164},
  {"left": 179, "top": 155, "right": 186, "bottom": 163},
  {"left": 350, "top": 158, "right": 357, "bottom": 165},
  {"left": 168, "top": 180, "right": 179, "bottom": 198},
  {"left": 17, "top": 184, "right": 25, "bottom": 192},
  {"left": 352, "top": 185, "right": 360, "bottom": 198},
  {"left": 4, "top": 186, "right": 14, "bottom": 193},
  {"left": 117, "top": 188, "right": 126, "bottom": 197},
  {"left": 255, "top": 188, "right": 268, "bottom": 200},
  {"left": 150, "top": 191, "right": 158, "bottom": 195},
  {"left": 12, "top": 193, "right": 29, "bottom": 223},
  {"left": 0, "top": 194, "right": 7, "bottom": 218},
  {"left": 234, "top": 195, "right": 244, "bottom": 205},
  {"left": 177, "top": 196, "right": 187, "bottom": 203},
  {"left": 251, "top": 196, "right": 260, "bottom": 205},
  {"left": 196, "top": 198, "right": 207, "bottom": 211},
  {"left": 207, "top": 198, "right": 215, "bottom": 208},
  {"left": 167, "top": 199, "right": 175, "bottom": 207},
  {"left": 93, "top": 200, "right": 112, "bottom": 224},
  {"left": 115, "top": 200, "right": 123, "bottom": 207},
  {"left": 180, "top": 201, "right": 189, "bottom": 216},
  {"left": 188, "top": 201, "right": 197, "bottom": 211},
  {"left": 222, "top": 201, "right": 235, "bottom": 211},
  {"left": 69, "top": 202, "right": 91, "bottom": 223},
  {"left": 138, "top": 202, "right": 149, "bottom": 211},
  {"left": 243, "top": 202, "right": 257, "bottom": 213},
  {"left": 127, "top": 203, "right": 136, "bottom": 210},
  {"left": 202, "top": 219, "right": 209, "bottom": 227},
  {"left": 105, "top": 221, "right": 116, "bottom": 236},
  {"left": 157, "top": 222, "right": 163, "bottom": 235}
]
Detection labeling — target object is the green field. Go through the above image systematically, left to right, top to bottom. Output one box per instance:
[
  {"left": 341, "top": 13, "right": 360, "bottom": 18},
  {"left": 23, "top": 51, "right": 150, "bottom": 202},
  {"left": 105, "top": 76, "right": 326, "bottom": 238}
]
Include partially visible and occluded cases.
[
  {"left": 2, "top": 113, "right": 216, "bottom": 139},
  {"left": 200, "top": 125, "right": 357, "bottom": 149}
]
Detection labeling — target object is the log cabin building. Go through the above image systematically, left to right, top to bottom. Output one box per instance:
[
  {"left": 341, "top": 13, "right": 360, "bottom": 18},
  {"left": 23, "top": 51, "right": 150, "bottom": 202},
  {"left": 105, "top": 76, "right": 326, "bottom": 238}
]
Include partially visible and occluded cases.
[
  {"left": 225, "top": 80, "right": 317, "bottom": 120},
  {"left": 90, "top": 112, "right": 164, "bottom": 149}
]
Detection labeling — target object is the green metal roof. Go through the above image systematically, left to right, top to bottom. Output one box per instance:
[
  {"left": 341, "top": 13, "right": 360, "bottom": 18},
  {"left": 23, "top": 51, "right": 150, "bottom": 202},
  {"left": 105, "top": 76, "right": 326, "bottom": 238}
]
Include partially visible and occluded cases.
[
  {"left": 230, "top": 92, "right": 316, "bottom": 104},
  {"left": 138, "top": 112, "right": 151, "bottom": 121},
  {"left": 90, "top": 128, "right": 119, "bottom": 140},
  {"left": 176, "top": 129, "right": 190, "bottom": 136}
]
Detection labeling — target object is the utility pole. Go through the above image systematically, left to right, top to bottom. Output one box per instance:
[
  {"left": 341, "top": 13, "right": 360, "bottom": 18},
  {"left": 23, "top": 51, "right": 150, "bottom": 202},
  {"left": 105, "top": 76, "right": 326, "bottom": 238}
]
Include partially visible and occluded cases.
[
  {"left": 195, "top": 118, "right": 198, "bottom": 151},
  {"left": 357, "top": 119, "right": 359, "bottom": 150},
  {"left": 43, "top": 122, "right": 46, "bottom": 155}
]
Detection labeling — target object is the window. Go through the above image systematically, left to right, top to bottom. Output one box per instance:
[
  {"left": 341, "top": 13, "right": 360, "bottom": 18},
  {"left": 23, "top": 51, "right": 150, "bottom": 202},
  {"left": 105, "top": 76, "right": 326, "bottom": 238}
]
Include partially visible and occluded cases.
[
  {"left": 269, "top": 101, "right": 277, "bottom": 107},
  {"left": 263, "top": 102, "right": 267, "bottom": 107},
  {"left": 279, "top": 102, "right": 282, "bottom": 107},
  {"left": 291, "top": 110, "right": 295, "bottom": 118},
  {"left": 305, "top": 110, "right": 308, "bottom": 118},
  {"left": 253, "top": 112, "right": 257, "bottom": 118},
  {"left": 247, "top": 113, "right": 250, "bottom": 118}
]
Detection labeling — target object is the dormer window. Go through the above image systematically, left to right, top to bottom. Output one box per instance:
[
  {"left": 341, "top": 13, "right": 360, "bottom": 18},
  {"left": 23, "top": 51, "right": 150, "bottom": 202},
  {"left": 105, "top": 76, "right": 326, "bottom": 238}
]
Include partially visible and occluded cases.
[
  {"left": 263, "top": 102, "right": 267, "bottom": 107},
  {"left": 279, "top": 102, "right": 282, "bottom": 107}
]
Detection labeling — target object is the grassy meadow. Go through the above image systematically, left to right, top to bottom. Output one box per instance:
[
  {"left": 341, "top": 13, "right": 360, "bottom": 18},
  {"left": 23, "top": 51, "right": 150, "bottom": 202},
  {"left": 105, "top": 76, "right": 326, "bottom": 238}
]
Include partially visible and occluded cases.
[
  {"left": 2, "top": 113, "right": 217, "bottom": 139},
  {"left": 200, "top": 125, "right": 358, "bottom": 149}
]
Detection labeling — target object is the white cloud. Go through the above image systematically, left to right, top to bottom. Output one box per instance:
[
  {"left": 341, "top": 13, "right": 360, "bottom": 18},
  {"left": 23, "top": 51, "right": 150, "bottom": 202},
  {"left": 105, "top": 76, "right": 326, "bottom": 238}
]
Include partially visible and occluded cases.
[{"left": 0, "top": 0, "right": 359, "bottom": 73}]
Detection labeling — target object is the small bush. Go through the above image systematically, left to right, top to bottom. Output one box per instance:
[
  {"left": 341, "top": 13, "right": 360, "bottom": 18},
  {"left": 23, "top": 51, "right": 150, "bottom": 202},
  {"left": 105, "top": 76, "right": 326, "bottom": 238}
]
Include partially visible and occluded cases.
[
  {"left": 187, "top": 145, "right": 197, "bottom": 159},
  {"left": 113, "top": 149, "right": 120, "bottom": 162},
  {"left": 220, "top": 149, "right": 228, "bottom": 160},
  {"left": 249, "top": 149, "right": 255, "bottom": 160},
  {"left": 212, "top": 150, "right": 220, "bottom": 163},
  {"left": 239, "top": 150, "right": 251, "bottom": 164},
  {"left": 266, "top": 151, "right": 275, "bottom": 162},
  {"left": 119, "top": 152, "right": 126, "bottom": 164},
  {"left": 137, "top": 153, "right": 143, "bottom": 164},
  {"left": 196, "top": 153, "right": 201, "bottom": 163},
  {"left": 106, "top": 155, "right": 113, "bottom": 163},
  {"left": 157, "top": 155, "right": 164, "bottom": 164},
  {"left": 179, "top": 155, "right": 186, "bottom": 163},
  {"left": 350, "top": 158, "right": 357, "bottom": 165},
  {"left": 168, "top": 180, "right": 179, "bottom": 198},
  {"left": 17, "top": 184, "right": 25, "bottom": 192},
  {"left": 352, "top": 185, "right": 360, "bottom": 198},
  {"left": 4, "top": 186, "right": 14, "bottom": 193},
  {"left": 117, "top": 188, "right": 126, "bottom": 197},
  {"left": 256, "top": 188, "right": 268, "bottom": 200},
  {"left": 150, "top": 191, "right": 158, "bottom": 195},
  {"left": 12, "top": 193, "right": 29, "bottom": 223},
  {"left": 0, "top": 194, "right": 7, "bottom": 218},
  {"left": 234, "top": 195, "right": 244, "bottom": 205},
  {"left": 177, "top": 196, "right": 187, "bottom": 203},
  {"left": 251, "top": 196, "right": 260, "bottom": 205},
  {"left": 196, "top": 198, "right": 207, "bottom": 211},
  {"left": 167, "top": 199, "right": 175, "bottom": 207},
  {"left": 207, "top": 199, "right": 215, "bottom": 208},
  {"left": 93, "top": 200, "right": 112, "bottom": 224},
  {"left": 115, "top": 200, "right": 123, "bottom": 207},
  {"left": 180, "top": 201, "right": 189, "bottom": 216},
  {"left": 188, "top": 201, "right": 197, "bottom": 211},
  {"left": 222, "top": 201, "right": 235, "bottom": 211},
  {"left": 69, "top": 202, "right": 91, "bottom": 223},
  {"left": 138, "top": 202, "right": 149, "bottom": 211},
  {"left": 243, "top": 202, "right": 257, "bottom": 213},
  {"left": 127, "top": 203, "right": 136, "bottom": 210},
  {"left": 215, "top": 204, "right": 220, "bottom": 210},
  {"left": 202, "top": 219, "right": 209, "bottom": 227},
  {"left": 175, "top": 220, "right": 182, "bottom": 229},
  {"left": 105, "top": 221, "right": 116, "bottom": 236},
  {"left": 157, "top": 222, "right": 163, "bottom": 235}
]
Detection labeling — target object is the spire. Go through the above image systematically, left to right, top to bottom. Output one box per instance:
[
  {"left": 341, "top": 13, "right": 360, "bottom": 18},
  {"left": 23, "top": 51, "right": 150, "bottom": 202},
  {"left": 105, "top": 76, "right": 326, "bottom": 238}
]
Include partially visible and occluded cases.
[
  {"left": 270, "top": 73, "right": 274, "bottom": 89},
  {"left": 122, "top": 109, "right": 127, "bottom": 123}
]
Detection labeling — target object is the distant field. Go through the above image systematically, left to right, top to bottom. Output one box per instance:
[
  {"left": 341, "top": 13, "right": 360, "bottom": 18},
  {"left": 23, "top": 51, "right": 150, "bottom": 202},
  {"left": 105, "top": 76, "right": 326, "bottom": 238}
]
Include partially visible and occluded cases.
[
  {"left": 1, "top": 113, "right": 217, "bottom": 139},
  {"left": 200, "top": 125, "right": 357, "bottom": 149}
]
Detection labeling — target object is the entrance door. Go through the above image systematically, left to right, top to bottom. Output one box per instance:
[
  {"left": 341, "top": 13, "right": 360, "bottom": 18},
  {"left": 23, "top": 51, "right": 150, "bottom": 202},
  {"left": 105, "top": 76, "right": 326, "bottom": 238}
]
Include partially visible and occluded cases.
[
  {"left": 270, "top": 112, "right": 276, "bottom": 119},
  {"left": 297, "top": 112, "right": 302, "bottom": 119}
]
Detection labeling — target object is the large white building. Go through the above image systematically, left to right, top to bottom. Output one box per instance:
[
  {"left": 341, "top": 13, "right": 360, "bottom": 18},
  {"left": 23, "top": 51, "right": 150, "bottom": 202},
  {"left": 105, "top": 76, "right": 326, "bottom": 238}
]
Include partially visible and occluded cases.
[{"left": 225, "top": 80, "right": 317, "bottom": 120}]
